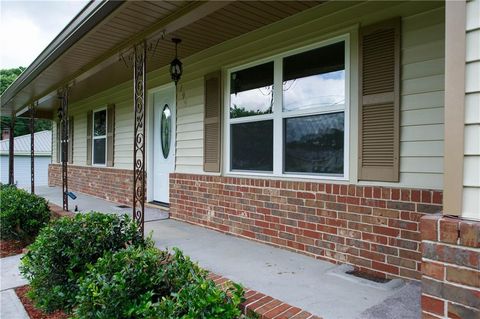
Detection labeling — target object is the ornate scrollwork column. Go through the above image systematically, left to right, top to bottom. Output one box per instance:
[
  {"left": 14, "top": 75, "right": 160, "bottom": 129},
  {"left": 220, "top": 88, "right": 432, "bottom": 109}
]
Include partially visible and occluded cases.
[
  {"left": 133, "top": 40, "right": 147, "bottom": 236},
  {"left": 59, "top": 88, "right": 70, "bottom": 211},
  {"left": 29, "top": 103, "right": 36, "bottom": 194},
  {"left": 8, "top": 115, "right": 15, "bottom": 185}
]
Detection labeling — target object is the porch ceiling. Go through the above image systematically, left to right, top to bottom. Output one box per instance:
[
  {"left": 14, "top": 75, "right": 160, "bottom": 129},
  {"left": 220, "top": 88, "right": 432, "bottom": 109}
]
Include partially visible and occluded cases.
[{"left": 1, "top": 0, "right": 323, "bottom": 119}]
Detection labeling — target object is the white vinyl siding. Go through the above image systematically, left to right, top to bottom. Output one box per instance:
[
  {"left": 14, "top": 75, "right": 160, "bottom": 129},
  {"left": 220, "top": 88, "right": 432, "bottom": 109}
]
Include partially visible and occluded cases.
[
  {"left": 463, "top": 0, "right": 480, "bottom": 219},
  {"left": 1, "top": 155, "right": 51, "bottom": 188}
]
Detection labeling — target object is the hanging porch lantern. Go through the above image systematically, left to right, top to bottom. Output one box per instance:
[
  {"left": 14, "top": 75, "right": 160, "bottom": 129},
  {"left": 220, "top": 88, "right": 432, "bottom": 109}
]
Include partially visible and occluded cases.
[{"left": 170, "top": 38, "right": 183, "bottom": 85}]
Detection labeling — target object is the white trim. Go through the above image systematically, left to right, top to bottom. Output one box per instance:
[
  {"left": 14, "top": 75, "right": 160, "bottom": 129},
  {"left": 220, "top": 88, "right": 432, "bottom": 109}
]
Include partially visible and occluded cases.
[
  {"left": 224, "top": 34, "right": 350, "bottom": 180},
  {"left": 146, "top": 82, "right": 176, "bottom": 202},
  {"left": 92, "top": 107, "right": 107, "bottom": 167}
]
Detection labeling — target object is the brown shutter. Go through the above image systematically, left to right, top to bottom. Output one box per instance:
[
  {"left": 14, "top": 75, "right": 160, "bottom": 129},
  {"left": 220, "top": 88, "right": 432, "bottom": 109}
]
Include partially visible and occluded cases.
[
  {"left": 358, "top": 18, "right": 401, "bottom": 182},
  {"left": 203, "top": 71, "right": 222, "bottom": 172},
  {"left": 106, "top": 104, "right": 115, "bottom": 167},
  {"left": 86, "top": 111, "right": 92, "bottom": 165},
  {"left": 68, "top": 116, "right": 73, "bottom": 164},
  {"left": 56, "top": 120, "right": 60, "bottom": 163}
]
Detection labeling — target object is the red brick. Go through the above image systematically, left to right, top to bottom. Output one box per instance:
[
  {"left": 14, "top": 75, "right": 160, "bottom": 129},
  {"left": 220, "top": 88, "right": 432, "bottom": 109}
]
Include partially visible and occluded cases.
[
  {"left": 167, "top": 173, "right": 444, "bottom": 280},
  {"left": 391, "top": 188, "right": 400, "bottom": 200},
  {"left": 401, "top": 189, "right": 411, "bottom": 201},
  {"left": 411, "top": 190, "right": 421, "bottom": 202},
  {"left": 421, "top": 191, "right": 432, "bottom": 203},
  {"left": 432, "top": 191, "right": 442, "bottom": 204},
  {"left": 297, "top": 192, "right": 315, "bottom": 199},
  {"left": 420, "top": 215, "right": 440, "bottom": 241},
  {"left": 439, "top": 218, "right": 459, "bottom": 244},
  {"left": 459, "top": 220, "right": 480, "bottom": 248},
  {"left": 373, "top": 225, "right": 400, "bottom": 237},
  {"left": 372, "top": 261, "right": 399, "bottom": 274},
  {"left": 423, "top": 262, "right": 445, "bottom": 281},
  {"left": 446, "top": 266, "right": 480, "bottom": 288},
  {"left": 421, "top": 295, "right": 444, "bottom": 316},
  {"left": 249, "top": 296, "right": 274, "bottom": 312},
  {"left": 255, "top": 299, "right": 282, "bottom": 316},
  {"left": 448, "top": 302, "right": 480, "bottom": 319},
  {"left": 263, "top": 303, "right": 291, "bottom": 318},
  {"left": 272, "top": 306, "right": 302, "bottom": 319}
]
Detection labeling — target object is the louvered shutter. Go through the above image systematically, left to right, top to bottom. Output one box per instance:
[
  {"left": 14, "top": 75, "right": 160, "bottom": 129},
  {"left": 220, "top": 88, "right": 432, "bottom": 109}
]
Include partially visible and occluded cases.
[
  {"left": 358, "top": 18, "right": 401, "bottom": 182},
  {"left": 203, "top": 71, "right": 222, "bottom": 172},
  {"left": 106, "top": 104, "right": 115, "bottom": 167},
  {"left": 86, "top": 111, "right": 92, "bottom": 165},
  {"left": 68, "top": 116, "right": 73, "bottom": 164}
]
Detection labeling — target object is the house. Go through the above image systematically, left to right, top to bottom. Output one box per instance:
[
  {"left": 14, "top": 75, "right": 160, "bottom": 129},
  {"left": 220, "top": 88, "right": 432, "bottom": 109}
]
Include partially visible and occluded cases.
[
  {"left": 1, "top": 1, "right": 479, "bottom": 318},
  {"left": 0, "top": 130, "right": 51, "bottom": 188}
]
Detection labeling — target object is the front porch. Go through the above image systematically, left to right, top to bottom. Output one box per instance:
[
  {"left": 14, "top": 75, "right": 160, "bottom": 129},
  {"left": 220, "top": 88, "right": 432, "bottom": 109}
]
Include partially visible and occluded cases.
[{"left": 37, "top": 186, "right": 420, "bottom": 319}]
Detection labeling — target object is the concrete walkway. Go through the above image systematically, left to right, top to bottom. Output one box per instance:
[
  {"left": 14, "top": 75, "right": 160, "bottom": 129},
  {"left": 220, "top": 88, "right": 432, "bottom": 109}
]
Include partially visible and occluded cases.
[
  {"left": 35, "top": 186, "right": 169, "bottom": 221},
  {"left": 146, "top": 220, "right": 421, "bottom": 319},
  {"left": 0, "top": 255, "right": 29, "bottom": 319}
]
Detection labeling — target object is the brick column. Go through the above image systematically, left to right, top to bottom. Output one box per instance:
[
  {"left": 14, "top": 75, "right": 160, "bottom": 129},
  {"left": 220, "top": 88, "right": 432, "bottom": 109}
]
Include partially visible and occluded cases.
[{"left": 420, "top": 214, "right": 479, "bottom": 318}]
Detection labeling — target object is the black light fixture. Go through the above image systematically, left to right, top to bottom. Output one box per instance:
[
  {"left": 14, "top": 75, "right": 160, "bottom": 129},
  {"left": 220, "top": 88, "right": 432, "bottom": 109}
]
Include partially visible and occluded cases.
[{"left": 170, "top": 38, "right": 183, "bottom": 85}]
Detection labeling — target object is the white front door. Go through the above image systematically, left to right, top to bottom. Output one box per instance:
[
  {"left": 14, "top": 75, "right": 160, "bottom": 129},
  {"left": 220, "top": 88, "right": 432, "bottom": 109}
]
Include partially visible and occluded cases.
[{"left": 152, "top": 86, "right": 176, "bottom": 204}]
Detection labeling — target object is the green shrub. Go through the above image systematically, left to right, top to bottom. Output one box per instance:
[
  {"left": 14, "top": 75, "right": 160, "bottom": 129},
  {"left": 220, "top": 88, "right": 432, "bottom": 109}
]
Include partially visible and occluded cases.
[
  {"left": 0, "top": 185, "right": 51, "bottom": 241},
  {"left": 20, "top": 212, "right": 143, "bottom": 312},
  {"left": 74, "top": 246, "right": 247, "bottom": 319},
  {"left": 156, "top": 273, "right": 245, "bottom": 319}
]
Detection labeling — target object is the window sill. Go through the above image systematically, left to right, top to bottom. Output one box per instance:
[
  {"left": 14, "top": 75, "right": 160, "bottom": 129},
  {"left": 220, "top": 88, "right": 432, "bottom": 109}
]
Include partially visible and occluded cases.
[{"left": 224, "top": 171, "right": 349, "bottom": 183}]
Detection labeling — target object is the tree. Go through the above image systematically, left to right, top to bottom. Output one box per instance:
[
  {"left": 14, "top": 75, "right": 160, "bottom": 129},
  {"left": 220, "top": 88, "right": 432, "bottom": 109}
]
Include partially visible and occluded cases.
[{"left": 0, "top": 67, "right": 52, "bottom": 137}]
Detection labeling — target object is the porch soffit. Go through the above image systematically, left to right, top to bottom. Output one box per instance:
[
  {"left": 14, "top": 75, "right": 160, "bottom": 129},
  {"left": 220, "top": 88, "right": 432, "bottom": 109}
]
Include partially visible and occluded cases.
[{"left": 1, "top": 0, "right": 323, "bottom": 118}]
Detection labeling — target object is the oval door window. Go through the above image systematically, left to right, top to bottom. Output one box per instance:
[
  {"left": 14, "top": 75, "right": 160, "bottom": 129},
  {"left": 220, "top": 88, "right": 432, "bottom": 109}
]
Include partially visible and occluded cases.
[{"left": 161, "top": 104, "right": 171, "bottom": 159}]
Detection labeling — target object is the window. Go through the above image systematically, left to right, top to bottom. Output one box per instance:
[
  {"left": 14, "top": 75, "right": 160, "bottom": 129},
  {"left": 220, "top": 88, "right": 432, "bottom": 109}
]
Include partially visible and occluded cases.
[
  {"left": 227, "top": 37, "right": 348, "bottom": 178},
  {"left": 92, "top": 109, "right": 107, "bottom": 165}
]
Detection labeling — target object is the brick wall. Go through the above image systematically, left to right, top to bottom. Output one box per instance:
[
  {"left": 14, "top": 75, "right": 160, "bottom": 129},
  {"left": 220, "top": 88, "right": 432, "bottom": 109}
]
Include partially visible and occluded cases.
[
  {"left": 48, "top": 164, "right": 134, "bottom": 205},
  {"left": 170, "top": 173, "right": 443, "bottom": 280},
  {"left": 420, "top": 215, "right": 479, "bottom": 318}
]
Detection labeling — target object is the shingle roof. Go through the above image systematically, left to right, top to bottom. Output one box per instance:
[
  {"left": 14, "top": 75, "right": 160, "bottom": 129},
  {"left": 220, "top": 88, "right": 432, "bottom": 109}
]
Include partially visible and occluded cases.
[{"left": 0, "top": 130, "right": 51, "bottom": 155}]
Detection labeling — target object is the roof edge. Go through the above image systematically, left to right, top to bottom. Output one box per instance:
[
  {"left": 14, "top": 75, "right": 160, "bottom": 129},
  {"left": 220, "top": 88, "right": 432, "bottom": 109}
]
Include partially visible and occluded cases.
[{"left": 0, "top": 0, "right": 124, "bottom": 110}]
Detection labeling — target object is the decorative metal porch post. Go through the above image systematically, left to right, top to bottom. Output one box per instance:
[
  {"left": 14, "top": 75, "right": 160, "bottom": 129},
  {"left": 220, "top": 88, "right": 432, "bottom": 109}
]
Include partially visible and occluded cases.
[
  {"left": 132, "top": 40, "right": 146, "bottom": 237},
  {"left": 59, "top": 89, "right": 70, "bottom": 211},
  {"left": 29, "top": 103, "right": 36, "bottom": 194},
  {"left": 8, "top": 115, "right": 15, "bottom": 185}
]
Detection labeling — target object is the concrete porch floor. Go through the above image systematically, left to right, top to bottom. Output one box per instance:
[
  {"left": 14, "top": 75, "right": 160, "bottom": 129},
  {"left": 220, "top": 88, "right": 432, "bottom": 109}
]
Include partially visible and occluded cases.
[
  {"left": 34, "top": 186, "right": 169, "bottom": 221},
  {"left": 37, "top": 186, "right": 420, "bottom": 319}
]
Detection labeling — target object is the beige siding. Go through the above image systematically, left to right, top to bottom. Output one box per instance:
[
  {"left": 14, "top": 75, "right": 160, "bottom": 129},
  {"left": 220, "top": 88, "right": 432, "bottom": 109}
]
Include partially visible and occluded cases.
[
  {"left": 463, "top": 0, "right": 480, "bottom": 219},
  {"left": 55, "top": 1, "right": 446, "bottom": 190},
  {"left": 174, "top": 1, "right": 446, "bottom": 189},
  {"left": 372, "top": 5, "right": 445, "bottom": 188},
  {"left": 174, "top": 78, "right": 204, "bottom": 174},
  {"left": 66, "top": 82, "right": 133, "bottom": 169}
]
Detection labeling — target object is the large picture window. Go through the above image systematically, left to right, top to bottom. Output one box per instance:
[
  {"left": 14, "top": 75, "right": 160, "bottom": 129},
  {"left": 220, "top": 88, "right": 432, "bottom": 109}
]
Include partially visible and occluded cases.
[
  {"left": 227, "top": 37, "right": 348, "bottom": 178},
  {"left": 92, "top": 109, "right": 107, "bottom": 165}
]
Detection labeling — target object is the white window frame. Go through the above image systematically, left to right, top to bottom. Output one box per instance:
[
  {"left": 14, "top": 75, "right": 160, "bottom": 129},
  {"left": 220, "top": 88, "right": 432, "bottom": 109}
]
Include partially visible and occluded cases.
[
  {"left": 225, "top": 34, "right": 350, "bottom": 180},
  {"left": 92, "top": 107, "right": 107, "bottom": 166}
]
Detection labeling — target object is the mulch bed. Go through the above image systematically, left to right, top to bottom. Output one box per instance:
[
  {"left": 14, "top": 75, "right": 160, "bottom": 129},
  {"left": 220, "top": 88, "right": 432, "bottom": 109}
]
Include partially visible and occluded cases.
[
  {"left": 0, "top": 239, "right": 27, "bottom": 258},
  {"left": 15, "top": 286, "right": 69, "bottom": 319}
]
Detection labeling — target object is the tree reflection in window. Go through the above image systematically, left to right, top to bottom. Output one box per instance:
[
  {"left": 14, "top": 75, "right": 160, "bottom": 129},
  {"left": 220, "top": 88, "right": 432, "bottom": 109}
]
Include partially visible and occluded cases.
[
  {"left": 230, "top": 62, "right": 274, "bottom": 119},
  {"left": 284, "top": 112, "right": 344, "bottom": 174}
]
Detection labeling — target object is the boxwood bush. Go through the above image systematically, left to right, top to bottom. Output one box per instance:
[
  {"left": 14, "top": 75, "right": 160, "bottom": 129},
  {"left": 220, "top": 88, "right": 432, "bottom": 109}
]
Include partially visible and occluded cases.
[
  {"left": 0, "top": 184, "right": 51, "bottom": 242},
  {"left": 20, "top": 212, "right": 144, "bottom": 312},
  {"left": 74, "top": 246, "right": 248, "bottom": 319}
]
